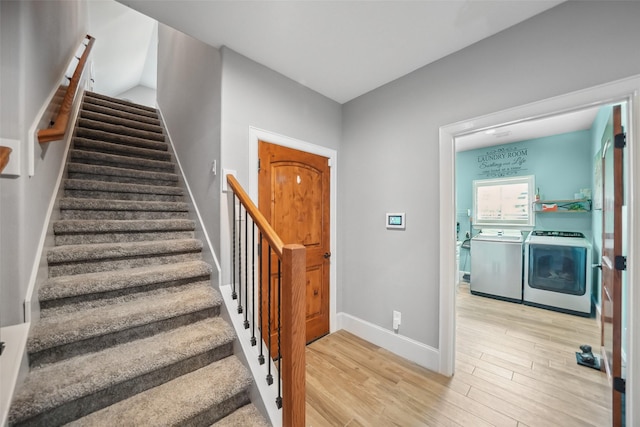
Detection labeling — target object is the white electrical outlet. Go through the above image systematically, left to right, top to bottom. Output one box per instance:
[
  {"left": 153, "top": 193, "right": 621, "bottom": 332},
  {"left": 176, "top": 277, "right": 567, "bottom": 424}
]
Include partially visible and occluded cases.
[{"left": 393, "top": 310, "right": 401, "bottom": 330}]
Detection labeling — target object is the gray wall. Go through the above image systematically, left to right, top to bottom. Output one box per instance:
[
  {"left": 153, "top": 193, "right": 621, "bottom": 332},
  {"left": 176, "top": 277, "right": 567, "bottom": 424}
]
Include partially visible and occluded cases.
[
  {"left": 1, "top": 0, "right": 88, "bottom": 326},
  {"left": 340, "top": 1, "right": 640, "bottom": 347},
  {"left": 156, "top": 24, "right": 222, "bottom": 259},
  {"left": 219, "top": 48, "right": 342, "bottom": 287}
]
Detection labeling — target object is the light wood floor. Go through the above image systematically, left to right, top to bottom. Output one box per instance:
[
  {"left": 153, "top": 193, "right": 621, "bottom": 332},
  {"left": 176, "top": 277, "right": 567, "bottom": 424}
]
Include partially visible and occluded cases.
[{"left": 305, "top": 283, "right": 611, "bottom": 426}]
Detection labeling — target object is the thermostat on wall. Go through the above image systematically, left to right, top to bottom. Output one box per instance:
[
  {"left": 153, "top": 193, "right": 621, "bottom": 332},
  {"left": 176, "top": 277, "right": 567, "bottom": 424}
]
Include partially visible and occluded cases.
[{"left": 386, "top": 213, "right": 406, "bottom": 230}]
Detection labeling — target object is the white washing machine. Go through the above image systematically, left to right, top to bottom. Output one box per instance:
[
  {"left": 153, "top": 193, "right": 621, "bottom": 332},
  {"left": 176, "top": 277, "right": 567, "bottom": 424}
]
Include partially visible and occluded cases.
[
  {"left": 470, "top": 230, "right": 523, "bottom": 302},
  {"left": 524, "top": 231, "right": 592, "bottom": 316}
]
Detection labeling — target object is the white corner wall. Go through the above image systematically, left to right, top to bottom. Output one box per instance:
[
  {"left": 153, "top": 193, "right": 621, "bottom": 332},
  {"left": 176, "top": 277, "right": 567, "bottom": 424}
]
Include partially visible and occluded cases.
[
  {"left": 0, "top": 0, "right": 89, "bottom": 327},
  {"left": 88, "top": 0, "right": 157, "bottom": 97},
  {"left": 340, "top": 1, "right": 640, "bottom": 357},
  {"left": 219, "top": 48, "right": 342, "bottom": 289},
  {"left": 115, "top": 85, "right": 157, "bottom": 108}
]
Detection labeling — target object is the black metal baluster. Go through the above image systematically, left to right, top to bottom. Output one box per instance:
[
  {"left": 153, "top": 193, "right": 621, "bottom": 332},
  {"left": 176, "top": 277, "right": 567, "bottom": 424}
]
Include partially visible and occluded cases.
[
  {"left": 232, "top": 195, "right": 237, "bottom": 300},
  {"left": 237, "top": 205, "right": 243, "bottom": 314},
  {"left": 244, "top": 210, "right": 249, "bottom": 328},
  {"left": 251, "top": 223, "right": 257, "bottom": 345},
  {"left": 258, "top": 233, "right": 265, "bottom": 364},
  {"left": 266, "top": 246, "right": 273, "bottom": 385},
  {"left": 276, "top": 259, "right": 282, "bottom": 409}
]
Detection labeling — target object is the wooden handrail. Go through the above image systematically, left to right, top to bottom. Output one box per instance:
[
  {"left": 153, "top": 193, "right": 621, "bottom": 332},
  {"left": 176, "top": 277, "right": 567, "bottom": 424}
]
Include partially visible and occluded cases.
[
  {"left": 38, "top": 34, "right": 95, "bottom": 144},
  {"left": 0, "top": 146, "right": 12, "bottom": 173},
  {"left": 227, "top": 173, "right": 306, "bottom": 427},
  {"left": 227, "top": 174, "right": 285, "bottom": 256}
]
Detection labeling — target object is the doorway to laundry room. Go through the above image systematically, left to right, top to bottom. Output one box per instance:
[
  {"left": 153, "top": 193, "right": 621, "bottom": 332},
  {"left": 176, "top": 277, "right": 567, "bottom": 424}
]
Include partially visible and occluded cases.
[{"left": 451, "top": 101, "right": 629, "bottom": 426}]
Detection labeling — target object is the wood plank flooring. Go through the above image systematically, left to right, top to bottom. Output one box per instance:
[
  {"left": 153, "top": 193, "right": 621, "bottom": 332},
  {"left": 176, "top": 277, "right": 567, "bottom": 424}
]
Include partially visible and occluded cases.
[{"left": 306, "top": 283, "right": 611, "bottom": 426}]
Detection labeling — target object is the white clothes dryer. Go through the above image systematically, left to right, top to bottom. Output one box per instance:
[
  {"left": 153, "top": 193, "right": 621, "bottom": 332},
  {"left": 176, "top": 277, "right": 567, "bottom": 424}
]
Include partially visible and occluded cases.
[{"left": 524, "top": 231, "right": 592, "bottom": 316}]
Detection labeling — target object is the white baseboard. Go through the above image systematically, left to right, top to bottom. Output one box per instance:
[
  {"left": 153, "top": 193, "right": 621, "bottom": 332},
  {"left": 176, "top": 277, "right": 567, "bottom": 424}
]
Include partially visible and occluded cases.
[{"left": 336, "top": 312, "right": 440, "bottom": 372}]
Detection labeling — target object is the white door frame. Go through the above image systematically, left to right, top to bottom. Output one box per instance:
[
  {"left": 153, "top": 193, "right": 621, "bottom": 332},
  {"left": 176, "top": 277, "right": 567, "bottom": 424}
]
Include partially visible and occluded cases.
[
  {"left": 439, "top": 75, "right": 640, "bottom": 425},
  {"left": 248, "top": 126, "right": 338, "bottom": 335}
]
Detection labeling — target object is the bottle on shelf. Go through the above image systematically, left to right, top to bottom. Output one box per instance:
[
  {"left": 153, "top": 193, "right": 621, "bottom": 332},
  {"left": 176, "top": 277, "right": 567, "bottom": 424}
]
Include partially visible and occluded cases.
[{"left": 535, "top": 187, "right": 540, "bottom": 202}]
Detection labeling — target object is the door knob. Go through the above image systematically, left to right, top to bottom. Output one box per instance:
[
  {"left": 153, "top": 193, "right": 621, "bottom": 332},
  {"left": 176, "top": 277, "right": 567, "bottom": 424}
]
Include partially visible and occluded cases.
[{"left": 323, "top": 252, "right": 331, "bottom": 259}]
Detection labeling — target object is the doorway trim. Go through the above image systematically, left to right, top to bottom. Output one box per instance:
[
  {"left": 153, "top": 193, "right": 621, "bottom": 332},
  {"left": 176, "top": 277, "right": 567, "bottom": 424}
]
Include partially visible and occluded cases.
[
  {"left": 439, "top": 75, "right": 640, "bottom": 425},
  {"left": 248, "top": 126, "right": 338, "bottom": 334}
]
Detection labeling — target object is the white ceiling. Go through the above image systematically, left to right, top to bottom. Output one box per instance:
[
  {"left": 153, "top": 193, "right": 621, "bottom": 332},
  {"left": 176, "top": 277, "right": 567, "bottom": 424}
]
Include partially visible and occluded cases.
[
  {"left": 92, "top": 0, "right": 592, "bottom": 148},
  {"left": 116, "top": 0, "right": 563, "bottom": 104},
  {"left": 456, "top": 106, "right": 601, "bottom": 152}
]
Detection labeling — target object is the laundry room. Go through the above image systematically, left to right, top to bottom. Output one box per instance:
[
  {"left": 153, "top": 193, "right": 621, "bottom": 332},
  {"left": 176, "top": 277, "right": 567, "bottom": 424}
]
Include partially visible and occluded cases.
[
  {"left": 449, "top": 101, "right": 632, "bottom": 425},
  {"left": 454, "top": 101, "right": 631, "bottom": 373},
  {"left": 456, "top": 104, "right": 613, "bottom": 316}
]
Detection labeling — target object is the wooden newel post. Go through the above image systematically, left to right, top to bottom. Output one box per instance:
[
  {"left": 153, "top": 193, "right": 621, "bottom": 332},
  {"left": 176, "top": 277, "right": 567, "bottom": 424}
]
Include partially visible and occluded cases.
[{"left": 281, "top": 243, "right": 306, "bottom": 427}]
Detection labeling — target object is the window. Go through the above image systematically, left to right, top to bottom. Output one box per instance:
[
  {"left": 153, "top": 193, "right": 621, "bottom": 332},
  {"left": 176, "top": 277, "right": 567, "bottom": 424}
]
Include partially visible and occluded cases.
[{"left": 473, "top": 175, "right": 535, "bottom": 228}]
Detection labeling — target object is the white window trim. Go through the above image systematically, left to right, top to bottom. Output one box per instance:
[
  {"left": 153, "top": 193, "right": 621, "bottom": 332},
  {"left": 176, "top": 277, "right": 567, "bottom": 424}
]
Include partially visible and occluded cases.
[{"left": 473, "top": 175, "right": 535, "bottom": 229}]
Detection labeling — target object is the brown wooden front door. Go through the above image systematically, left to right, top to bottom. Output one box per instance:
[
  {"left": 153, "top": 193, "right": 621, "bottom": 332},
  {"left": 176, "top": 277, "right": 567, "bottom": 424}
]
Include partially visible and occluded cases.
[
  {"left": 600, "top": 104, "right": 625, "bottom": 426},
  {"left": 258, "top": 140, "right": 330, "bottom": 346}
]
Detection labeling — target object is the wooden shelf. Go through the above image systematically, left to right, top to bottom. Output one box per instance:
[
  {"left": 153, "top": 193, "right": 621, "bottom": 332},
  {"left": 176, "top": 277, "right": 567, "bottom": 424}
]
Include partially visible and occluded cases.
[{"left": 533, "top": 198, "right": 592, "bottom": 213}]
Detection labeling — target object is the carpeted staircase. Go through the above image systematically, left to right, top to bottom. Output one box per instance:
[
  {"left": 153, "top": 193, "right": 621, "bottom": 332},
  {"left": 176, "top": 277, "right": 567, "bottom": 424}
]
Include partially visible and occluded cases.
[{"left": 8, "top": 92, "right": 270, "bottom": 427}]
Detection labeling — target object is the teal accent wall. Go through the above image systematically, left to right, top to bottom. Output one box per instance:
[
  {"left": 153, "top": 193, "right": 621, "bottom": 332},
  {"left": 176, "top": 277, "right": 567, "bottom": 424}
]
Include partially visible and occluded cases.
[{"left": 456, "top": 129, "right": 593, "bottom": 241}]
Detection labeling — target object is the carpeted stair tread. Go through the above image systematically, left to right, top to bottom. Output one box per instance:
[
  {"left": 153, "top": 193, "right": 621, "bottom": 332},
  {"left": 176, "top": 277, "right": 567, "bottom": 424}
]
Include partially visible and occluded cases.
[
  {"left": 85, "top": 91, "right": 158, "bottom": 114},
  {"left": 83, "top": 93, "right": 159, "bottom": 119},
  {"left": 82, "top": 97, "right": 159, "bottom": 120},
  {"left": 81, "top": 101, "right": 161, "bottom": 126},
  {"left": 80, "top": 109, "right": 164, "bottom": 134},
  {"left": 78, "top": 117, "right": 165, "bottom": 142},
  {"left": 76, "top": 127, "right": 167, "bottom": 151},
  {"left": 74, "top": 137, "right": 171, "bottom": 161},
  {"left": 71, "top": 148, "right": 175, "bottom": 173},
  {"left": 67, "top": 162, "right": 178, "bottom": 186},
  {"left": 64, "top": 179, "right": 183, "bottom": 197},
  {"left": 63, "top": 191, "right": 182, "bottom": 203},
  {"left": 59, "top": 197, "right": 189, "bottom": 213},
  {"left": 59, "top": 197, "right": 190, "bottom": 220},
  {"left": 60, "top": 209, "right": 190, "bottom": 221},
  {"left": 52, "top": 219, "right": 196, "bottom": 245},
  {"left": 54, "top": 219, "right": 195, "bottom": 234},
  {"left": 55, "top": 230, "right": 195, "bottom": 245},
  {"left": 47, "top": 238, "right": 201, "bottom": 264},
  {"left": 47, "top": 239, "right": 203, "bottom": 277},
  {"left": 39, "top": 260, "right": 211, "bottom": 303},
  {"left": 40, "top": 280, "right": 216, "bottom": 319},
  {"left": 28, "top": 281, "right": 220, "bottom": 353},
  {"left": 31, "top": 282, "right": 220, "bottom": 367},
  {"left": 10, "top": 318, "right": 236, "bottom": 426},
  {"left": 65, "top": 356, "right": 252, "bottom": 427},
  {"left": 212, "top": 404, "right": 271, "bottom": 427}
]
